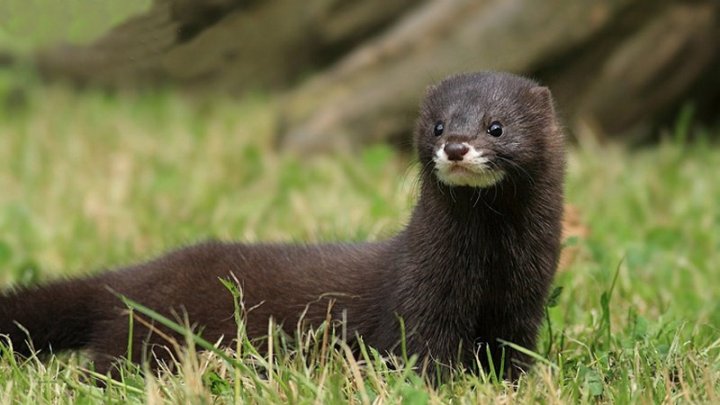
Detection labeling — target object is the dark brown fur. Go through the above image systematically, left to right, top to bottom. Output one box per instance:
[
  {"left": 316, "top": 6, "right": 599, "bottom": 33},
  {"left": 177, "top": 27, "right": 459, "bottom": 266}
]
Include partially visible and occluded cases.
[{"left": 0, "top": 72, "right": 564, "bottom": 379}]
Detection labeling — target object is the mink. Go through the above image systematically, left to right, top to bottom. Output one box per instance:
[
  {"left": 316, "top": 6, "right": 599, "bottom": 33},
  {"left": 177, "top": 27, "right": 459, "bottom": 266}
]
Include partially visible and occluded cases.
[{"left": 0, "top": 72, "right": 565, "bottom": 380}]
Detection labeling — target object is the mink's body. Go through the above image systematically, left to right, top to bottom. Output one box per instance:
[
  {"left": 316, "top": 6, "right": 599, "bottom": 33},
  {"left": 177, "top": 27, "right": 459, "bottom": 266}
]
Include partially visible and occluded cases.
[{"left": 1, "top": 72, "right": 565, "bottom": 379}]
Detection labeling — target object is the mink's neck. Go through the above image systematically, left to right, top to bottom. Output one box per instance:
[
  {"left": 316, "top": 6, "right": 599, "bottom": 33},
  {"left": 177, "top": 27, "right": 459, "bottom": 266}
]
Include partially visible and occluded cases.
[
  {"left": 397, "top": 172, "right": 561, "bottom": 300},
  {"left": 407, "top": 175, "right": 536, "bottom": 255}
]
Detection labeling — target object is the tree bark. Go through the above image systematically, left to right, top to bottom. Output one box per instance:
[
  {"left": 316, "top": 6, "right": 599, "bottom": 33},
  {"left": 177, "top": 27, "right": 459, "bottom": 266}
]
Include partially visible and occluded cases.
[
  {"left": 32, "top": 0, "right": 720, "bottom": 149},
  {"left": 35, "top": 0, "right": 421, "bottom": 91},
  {"left": 278, "top": 0, "right": 720, "bottom": 151}
]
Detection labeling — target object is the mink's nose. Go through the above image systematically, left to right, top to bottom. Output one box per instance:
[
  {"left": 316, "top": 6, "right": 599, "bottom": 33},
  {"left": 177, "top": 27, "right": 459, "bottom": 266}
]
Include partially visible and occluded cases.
[{"left": 444, "top": 143, "right": 469, "bottom": 161}]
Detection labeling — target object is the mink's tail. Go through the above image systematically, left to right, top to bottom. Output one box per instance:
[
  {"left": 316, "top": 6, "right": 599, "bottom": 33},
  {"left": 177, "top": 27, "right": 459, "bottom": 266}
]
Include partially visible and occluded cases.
[{"left": 0, "top": 277, "right": 105, "bottom": 357}]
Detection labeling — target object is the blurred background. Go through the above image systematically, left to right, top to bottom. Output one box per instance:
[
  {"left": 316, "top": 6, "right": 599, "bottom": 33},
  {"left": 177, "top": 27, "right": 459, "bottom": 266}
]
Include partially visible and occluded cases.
[
  {"left": 2, "top": 0, "right": 719, "bottom": 150},
  {"left": 0, "top": 1, "right": 718, "bottom": 294},
  {"left": 0, "top": 2, "right": 719, "bottom": 401}
]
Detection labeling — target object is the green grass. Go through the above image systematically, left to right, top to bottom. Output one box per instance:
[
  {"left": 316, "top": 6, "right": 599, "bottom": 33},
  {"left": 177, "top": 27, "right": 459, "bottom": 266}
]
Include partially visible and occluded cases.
[
  {"left": 0, "top": 6, "right": 719, "bottom": 401},
  {"left": 0, "top": 70, "right": 719, "bottom": 403}
]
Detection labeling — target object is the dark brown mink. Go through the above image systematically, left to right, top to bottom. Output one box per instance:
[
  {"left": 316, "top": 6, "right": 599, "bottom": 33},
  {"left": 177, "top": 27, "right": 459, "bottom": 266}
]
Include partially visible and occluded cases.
[{"left": 0, "top": 72, "right": 565, "bottom": 380}]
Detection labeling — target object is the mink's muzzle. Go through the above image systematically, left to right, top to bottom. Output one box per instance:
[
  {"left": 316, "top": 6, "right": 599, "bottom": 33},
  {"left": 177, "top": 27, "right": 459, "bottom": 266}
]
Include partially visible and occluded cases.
[{"left": 444, "top": 142, "right": 469, "bottom": 161}]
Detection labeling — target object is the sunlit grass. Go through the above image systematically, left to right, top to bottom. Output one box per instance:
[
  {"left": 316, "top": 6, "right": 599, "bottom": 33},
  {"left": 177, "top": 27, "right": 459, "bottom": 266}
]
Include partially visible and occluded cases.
[
  {"left": 0, "top": 75, "right": 719, "bottom": 402},
  {"left": 0, "top": 82, "right": 413, "bottom": 279}
]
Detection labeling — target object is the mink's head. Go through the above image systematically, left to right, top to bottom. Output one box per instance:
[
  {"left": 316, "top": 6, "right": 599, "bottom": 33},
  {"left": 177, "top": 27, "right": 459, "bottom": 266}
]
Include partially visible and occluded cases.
[{"left": 415, "top": 72, "right": 563, "bottom": 189}]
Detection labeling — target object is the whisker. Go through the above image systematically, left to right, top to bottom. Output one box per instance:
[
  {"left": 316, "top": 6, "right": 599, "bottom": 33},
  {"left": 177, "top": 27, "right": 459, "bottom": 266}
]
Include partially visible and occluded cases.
[
  {"left": 496, "top": 155, "right": 535, "bottom": 187},
  {"left": 424, "top": 159, "right": 446, "bottom": 197},
  {"left": 489, "top": 159, "right": 516, "bottom": 199},
  {"left": 402, "top": 160, "right": 423, "bottom": 198},
  {"left": 484, "top": 160, "right": 501, "bottom": 204},
  {"left": 472, "top": 188, "right": 482, "bottom": 208},
  {"left": 478, "top": 191, "right": 502, "bottom": 216}
]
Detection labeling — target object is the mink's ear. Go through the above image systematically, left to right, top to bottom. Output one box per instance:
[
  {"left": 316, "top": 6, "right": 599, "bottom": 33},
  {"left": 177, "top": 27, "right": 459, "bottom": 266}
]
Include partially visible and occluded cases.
[
  {"left": 425, "top": 83, "right": 439, "bottom": 97},
  {"left": 528, "top": 86, "right": 556, "bottom": 118}
]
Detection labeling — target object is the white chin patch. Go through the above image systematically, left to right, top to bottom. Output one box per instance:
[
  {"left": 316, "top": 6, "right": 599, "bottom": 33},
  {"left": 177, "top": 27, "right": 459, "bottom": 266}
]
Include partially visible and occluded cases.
[{"left": 433, "top": 143, "right": 505, "bottom": 188}]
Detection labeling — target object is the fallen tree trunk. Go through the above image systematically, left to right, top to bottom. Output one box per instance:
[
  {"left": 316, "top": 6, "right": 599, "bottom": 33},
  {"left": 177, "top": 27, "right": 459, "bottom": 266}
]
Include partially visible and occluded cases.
[
  {"left": 32, "top": 0, "right": 720, "bottom": 149},
  {"left": 35, "top": 0, "right": 421, "bottom": 91},
  {"left": 279, "top": 0, "right": 720, "bottom": 151}
]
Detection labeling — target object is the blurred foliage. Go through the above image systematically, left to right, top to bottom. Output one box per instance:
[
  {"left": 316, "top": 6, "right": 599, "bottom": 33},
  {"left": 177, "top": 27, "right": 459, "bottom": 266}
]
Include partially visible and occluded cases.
[{"left": 0, "top": 0, "right": 149, "bottom": 51}]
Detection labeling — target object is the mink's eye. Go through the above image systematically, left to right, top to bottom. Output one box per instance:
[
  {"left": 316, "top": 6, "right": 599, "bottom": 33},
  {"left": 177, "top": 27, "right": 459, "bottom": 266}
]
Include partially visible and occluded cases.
[
  {"left": 433, "top": 121, "right": 445, "bottom": 137},
  {"left": 487, "top": 121, "right": 503, "bottom": 137}
]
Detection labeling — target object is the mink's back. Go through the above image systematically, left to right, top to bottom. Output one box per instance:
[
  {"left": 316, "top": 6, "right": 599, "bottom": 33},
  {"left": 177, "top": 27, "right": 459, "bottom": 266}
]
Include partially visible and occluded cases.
[
  {"left": 2, "top": 239, "right": 397, "bottom": 374},
  {"left": 85, "top": 240, "right": 395, "bottom": 366}
]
